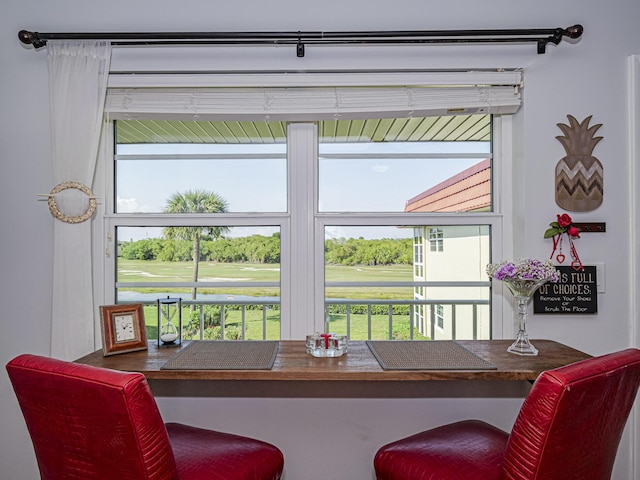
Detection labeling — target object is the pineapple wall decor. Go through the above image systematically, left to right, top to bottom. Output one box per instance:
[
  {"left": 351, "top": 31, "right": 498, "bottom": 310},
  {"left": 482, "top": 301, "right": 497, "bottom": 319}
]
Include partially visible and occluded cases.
[{"left": 555, "top": 115, "right": 604, "bottom": 212}]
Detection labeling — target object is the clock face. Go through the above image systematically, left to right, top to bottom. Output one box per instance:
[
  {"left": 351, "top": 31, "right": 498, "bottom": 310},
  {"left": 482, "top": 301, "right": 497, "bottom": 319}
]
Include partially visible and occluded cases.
[{"left": 114, "top": 314, "right": 136, "bottom": 343}]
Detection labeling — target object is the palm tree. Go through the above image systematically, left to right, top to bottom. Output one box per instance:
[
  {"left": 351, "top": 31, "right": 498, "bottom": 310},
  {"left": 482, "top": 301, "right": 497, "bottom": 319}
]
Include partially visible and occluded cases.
[{"left": 163, "top": 190, "right": 229, "bottom": 302}]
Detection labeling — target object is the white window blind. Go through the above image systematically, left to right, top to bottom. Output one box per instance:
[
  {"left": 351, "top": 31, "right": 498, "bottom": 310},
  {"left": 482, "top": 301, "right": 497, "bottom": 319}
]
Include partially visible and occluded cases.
[{"left": 105, "top": 71, "right": 522, "bottom": 121}]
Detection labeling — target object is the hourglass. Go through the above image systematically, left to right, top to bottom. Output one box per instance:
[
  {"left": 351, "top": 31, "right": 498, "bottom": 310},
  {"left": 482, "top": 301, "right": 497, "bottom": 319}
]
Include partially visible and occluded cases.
[{"left": 157, "top": 297, "right": 182, "bottom": 347}]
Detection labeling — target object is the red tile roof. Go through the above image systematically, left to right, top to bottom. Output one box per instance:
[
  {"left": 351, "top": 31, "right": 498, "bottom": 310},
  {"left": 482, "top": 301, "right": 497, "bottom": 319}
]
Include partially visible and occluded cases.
[{"left": 404, "top": 158, "right": 491, "bottom": 212}]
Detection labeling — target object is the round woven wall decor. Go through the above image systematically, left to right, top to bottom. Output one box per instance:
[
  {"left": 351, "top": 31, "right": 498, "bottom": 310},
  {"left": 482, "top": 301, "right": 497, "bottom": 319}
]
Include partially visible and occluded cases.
[{"left": 47, "top": 181, "right": 97, "bottom": 224}]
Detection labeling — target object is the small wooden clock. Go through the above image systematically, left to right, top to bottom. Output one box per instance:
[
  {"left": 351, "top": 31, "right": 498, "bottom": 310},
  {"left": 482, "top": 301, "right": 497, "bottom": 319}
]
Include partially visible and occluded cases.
[{"left": 99, "top": 304, "right": 148, "bottom": 356}]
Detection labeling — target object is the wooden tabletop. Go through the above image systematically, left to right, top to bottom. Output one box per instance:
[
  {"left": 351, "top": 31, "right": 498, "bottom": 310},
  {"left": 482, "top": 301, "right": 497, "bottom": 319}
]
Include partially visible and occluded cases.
[{"left": 75, "top": 339, "right": 590, "bottom": 382}]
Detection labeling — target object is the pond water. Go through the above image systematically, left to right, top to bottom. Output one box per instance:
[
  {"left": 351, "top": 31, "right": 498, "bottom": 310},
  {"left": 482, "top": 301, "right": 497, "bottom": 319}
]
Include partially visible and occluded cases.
[{"left": 117, "top": 291, "right": 280, "bottom": 303}]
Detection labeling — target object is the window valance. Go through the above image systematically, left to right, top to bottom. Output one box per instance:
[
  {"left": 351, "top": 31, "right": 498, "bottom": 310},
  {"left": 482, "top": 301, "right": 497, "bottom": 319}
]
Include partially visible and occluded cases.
[{"left": 106, "top": 73, "right": 522, "bottom": 122}]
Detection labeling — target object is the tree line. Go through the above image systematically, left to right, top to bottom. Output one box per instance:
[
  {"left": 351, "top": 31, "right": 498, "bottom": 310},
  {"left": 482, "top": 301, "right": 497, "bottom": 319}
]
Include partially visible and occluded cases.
[
  {"left": 122, "top": 190, "right": 411, "bottom": 268},
  {"left": 119, "top": 234, "right": 412, "bottom": 266}
]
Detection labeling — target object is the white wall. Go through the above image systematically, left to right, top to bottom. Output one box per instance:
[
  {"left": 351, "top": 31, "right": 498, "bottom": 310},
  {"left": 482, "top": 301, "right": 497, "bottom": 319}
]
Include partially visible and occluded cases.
[{"left": 2, "top": 1, "right": 639, "bottom": 479}]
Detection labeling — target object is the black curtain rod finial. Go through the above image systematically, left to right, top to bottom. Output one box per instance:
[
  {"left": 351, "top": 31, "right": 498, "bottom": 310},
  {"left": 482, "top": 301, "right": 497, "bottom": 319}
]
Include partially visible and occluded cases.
[
  {"left": 564, "top": 24, "right": 584, "bottom": 39},
  {"left": 18, "top": 30, "right": 31, "bottom": 43},
  {"left": 19, "top": 30, "right": 45, "bottom": 49}
]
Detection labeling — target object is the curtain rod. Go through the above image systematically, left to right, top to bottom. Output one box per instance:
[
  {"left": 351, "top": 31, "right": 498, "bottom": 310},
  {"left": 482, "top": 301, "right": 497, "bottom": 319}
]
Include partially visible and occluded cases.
[{"left": 19, "top": 25, "right": 582, "bottom": 57}]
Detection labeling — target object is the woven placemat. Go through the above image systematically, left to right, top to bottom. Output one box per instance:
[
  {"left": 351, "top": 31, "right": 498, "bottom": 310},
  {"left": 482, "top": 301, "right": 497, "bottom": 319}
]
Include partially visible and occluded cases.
[
  {"left": 366, "top": 340, "right": 496, "bottom": 370},
  {"left": 161, "top": 341, "right": 279, "bottom": 370}
]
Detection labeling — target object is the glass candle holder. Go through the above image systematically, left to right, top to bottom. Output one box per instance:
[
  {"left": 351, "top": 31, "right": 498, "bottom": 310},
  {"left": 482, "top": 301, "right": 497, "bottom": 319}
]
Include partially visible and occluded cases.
[{"left": 305, "top": 332, "right": 348, "bottom": 357}]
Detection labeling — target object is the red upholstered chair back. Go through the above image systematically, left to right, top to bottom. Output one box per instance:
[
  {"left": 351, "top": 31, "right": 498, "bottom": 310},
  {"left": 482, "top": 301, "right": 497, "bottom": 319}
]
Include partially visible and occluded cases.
[
  {"left": 502, "top": 348, "right": 640, "bottom": 480},
  {"left": 6, "top": 354, "right": 179, "bottom": 480}
]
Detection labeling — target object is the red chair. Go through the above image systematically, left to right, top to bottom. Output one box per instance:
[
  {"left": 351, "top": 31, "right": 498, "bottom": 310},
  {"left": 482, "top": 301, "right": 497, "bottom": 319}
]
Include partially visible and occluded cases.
[
  {"left": 374, "top": 348, "right": 640, "bottom": 480},
  {"left": 6, "top": 354, "right": 284, "bottom": 480}
]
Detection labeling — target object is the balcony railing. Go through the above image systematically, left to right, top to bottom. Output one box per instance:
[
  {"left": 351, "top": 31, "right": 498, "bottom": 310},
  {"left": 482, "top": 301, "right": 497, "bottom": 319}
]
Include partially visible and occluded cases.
[
  {"left": 124, "top": 297, "right": 489, "bottom": 341},
  {"left": 324, "top": 298, "right": 489, "bottom": 340}
]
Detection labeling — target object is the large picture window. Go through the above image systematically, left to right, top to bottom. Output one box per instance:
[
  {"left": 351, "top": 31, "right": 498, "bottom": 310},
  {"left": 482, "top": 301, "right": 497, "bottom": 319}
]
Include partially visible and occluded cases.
[{"left": 104, "top": 74, "right": 517, "bottom": 341}]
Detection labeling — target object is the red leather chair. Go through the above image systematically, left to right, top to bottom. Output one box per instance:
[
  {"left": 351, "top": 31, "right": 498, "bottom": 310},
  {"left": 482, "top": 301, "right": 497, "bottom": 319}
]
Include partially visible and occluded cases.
[
  {"left": 374, "top": 348, "right": 640, "bottom": 480},
  {"left": 6, "top": 354, "right": 284, "bottom": 480}
]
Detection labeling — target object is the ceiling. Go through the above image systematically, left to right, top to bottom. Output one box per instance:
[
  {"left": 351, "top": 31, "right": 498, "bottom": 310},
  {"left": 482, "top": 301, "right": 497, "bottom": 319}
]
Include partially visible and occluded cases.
[{"left": 115, "top": 114, "right": 490, "bottom": 144}]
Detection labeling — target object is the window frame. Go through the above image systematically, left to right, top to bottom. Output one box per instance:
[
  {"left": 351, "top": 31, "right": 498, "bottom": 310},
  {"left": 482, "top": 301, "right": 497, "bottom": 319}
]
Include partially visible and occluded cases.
[
  {"left": 95, "top": 74, "right": 514, "bottom": 342},
  {"left": 311, "top": 115, "right": 509, "bottom": 338},
  {"left": 428, "top": 227, "right": 444, "bottom": 253},
  {"left": 435, "top": 304, "right": 445, "bottom": 330}
]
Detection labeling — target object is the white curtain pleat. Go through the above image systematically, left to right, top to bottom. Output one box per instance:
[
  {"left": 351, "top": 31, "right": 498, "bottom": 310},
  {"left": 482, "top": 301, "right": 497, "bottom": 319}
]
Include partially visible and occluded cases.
[{"left": 48, "top": 41, "right": 111, "bottom": 360}]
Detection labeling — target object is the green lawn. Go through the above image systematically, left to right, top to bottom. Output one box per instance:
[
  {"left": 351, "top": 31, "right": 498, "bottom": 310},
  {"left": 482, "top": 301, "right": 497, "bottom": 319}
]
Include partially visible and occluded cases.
[
  {"left": 118, "top": 259, "right": 413, "bottom": 298},
  {"left": 118, "top": 259, "right": 412, "bottom": 282},
  {"left": 118, "top": 260, "right": 282, "bottom": 297}
]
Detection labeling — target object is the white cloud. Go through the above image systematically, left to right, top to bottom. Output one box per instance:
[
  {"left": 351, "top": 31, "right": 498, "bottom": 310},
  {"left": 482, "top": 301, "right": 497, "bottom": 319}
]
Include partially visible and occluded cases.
[
  {"left": 372, "top": 164, "right": 389, "bottom": 173},
  {"left": 117, "top": 196, "right": 153, "bottom": 213}
]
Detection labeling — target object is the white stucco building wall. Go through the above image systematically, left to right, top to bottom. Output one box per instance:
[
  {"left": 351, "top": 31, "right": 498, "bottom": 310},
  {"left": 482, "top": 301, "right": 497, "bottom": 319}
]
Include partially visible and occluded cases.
[{"left": 413, "top": 225, "right": 491, "bottom": 340}]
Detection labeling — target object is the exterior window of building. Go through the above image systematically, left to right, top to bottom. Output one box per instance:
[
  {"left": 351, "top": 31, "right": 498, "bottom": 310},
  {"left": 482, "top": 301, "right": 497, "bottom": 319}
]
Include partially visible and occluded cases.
[
  {"left": 428, "top": 228, "right": 444, "bottom": 252},
  {"left": 413, "top": 229, "right": 424, "bottom": 277},
  {"left": 435, "top": 305, "right": 445, "bottom": 330}
]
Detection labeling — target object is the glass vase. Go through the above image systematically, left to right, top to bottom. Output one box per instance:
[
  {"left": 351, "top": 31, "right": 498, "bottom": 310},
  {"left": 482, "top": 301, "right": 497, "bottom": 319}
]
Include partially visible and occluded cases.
[{"left": 503, "top": 278, "right": 552, "bottom": 356}]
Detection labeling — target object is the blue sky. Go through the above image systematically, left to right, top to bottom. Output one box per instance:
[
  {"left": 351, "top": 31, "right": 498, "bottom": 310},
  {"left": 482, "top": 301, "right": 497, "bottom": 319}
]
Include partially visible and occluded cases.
[{"left": 116, "top": 141, "right": 489, "bottom": 241}]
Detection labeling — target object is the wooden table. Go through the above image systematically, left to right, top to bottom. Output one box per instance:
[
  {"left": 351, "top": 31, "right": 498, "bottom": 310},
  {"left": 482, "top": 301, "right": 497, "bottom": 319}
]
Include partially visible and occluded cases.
[
  {"left": 74, "top": 339, "right": 592, "bottom": 480},
  {"left": 76, "top": 339, "right": 590, "bottom": 383},
  {"left": 75, "top": 340, "right": 592, "bottom": 480}
]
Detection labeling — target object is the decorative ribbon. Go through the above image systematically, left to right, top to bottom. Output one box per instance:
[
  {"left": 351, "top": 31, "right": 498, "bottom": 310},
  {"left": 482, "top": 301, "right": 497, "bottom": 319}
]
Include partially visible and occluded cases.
[
  {"left": 545, "top": 213, "right": 584, "bottom": 271},
  {"left": 550, "top": 233, "right": 583, "bottom": 271},
  {"left": 568, "top": 235, "right": 584, "bottom": 271}
]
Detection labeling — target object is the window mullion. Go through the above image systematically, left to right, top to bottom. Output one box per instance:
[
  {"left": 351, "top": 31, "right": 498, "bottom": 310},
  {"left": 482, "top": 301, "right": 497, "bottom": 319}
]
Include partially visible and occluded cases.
[
  {"left": 490, "top": 115, "right": 510, "bottom": 340},
  {"left": 287, "top": 123, "right": 318, "bottom": 339}
]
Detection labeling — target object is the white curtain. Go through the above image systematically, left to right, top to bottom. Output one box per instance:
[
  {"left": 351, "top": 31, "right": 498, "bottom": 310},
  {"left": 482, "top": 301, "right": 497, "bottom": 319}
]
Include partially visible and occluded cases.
[{"left": 48, "top": 41, "right": 111, "bottom": 360}]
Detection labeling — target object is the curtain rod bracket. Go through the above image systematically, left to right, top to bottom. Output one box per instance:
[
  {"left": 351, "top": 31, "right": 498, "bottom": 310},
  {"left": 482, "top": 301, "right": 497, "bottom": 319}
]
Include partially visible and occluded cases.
[
  {"left": 18, "top": 25, "right": 584, "bottom": 56},
  {"left": 296, "top": 31, "right": 305, "bottom": 58}
]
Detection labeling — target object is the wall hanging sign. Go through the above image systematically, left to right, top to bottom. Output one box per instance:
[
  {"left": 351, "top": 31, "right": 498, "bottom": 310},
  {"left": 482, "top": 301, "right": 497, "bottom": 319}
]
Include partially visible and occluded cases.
[
  {"left": 555, "top": 115, "right": 603, "bottom": 212},
  {"left": 533, "top": 265, "right": 597, "bottom": 314}
]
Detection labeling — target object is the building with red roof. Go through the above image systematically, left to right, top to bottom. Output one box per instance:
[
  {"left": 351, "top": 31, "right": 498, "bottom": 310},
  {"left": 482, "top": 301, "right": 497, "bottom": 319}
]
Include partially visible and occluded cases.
[{"left": 405, "top": 159, "right": 491, "bottom": 340}]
